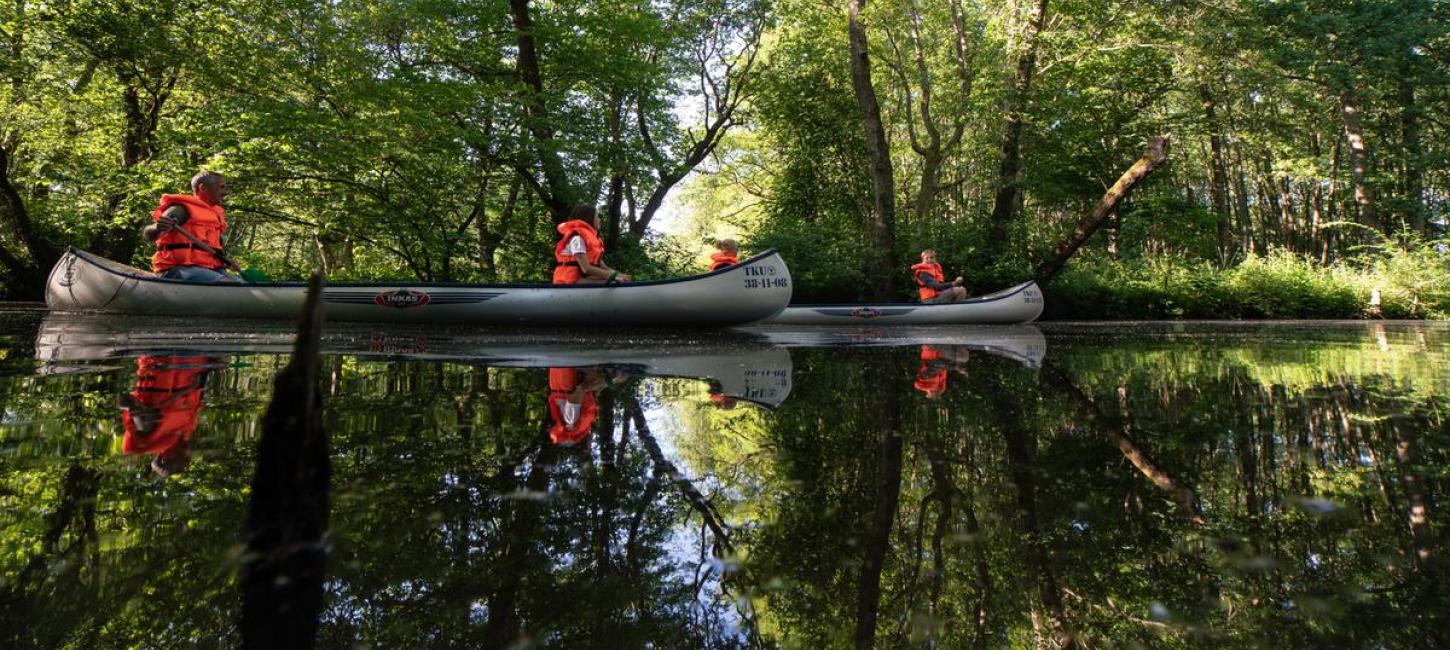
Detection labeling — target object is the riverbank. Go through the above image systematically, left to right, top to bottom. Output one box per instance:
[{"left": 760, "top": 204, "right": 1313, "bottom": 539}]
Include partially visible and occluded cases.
[{"left": 1042, "top": 251, "right": 1449, "bottom": 320}]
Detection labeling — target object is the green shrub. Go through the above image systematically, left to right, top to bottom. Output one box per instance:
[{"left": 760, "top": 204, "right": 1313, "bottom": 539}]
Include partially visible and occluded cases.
[{"left": 1041, "top": 242, "right": 1450, "bottom": 320}]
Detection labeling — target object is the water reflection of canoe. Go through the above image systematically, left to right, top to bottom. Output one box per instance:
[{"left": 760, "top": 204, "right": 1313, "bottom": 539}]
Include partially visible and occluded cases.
[
  {"left": 45, "top": 247, "right": 793, "bottom": 327},
  {"left": 765, "top": 280, "right": 1043, "bottom": 325},
  {"left": 34, "top": 316, "right": 795, "bottom": 409},
  {"left": 745, "top": 324, "right": 1047, "bottom": 369}
]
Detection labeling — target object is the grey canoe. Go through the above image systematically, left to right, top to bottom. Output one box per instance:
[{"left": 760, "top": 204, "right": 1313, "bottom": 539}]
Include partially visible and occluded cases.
[
  {"left": 46, "top": 247, "right": 793, "bottom": 327},
  {"left": 764, "top": 280, "right": 1044, "bottom": 325},
  {"left": 35, "top": 315, "right": 794, "bottom": 408}
]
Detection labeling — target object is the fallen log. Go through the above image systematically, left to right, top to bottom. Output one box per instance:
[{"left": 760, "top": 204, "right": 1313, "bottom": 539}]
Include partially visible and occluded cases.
[{"left": 1034, "top": 136, "right": 1170, "bottom": 285}]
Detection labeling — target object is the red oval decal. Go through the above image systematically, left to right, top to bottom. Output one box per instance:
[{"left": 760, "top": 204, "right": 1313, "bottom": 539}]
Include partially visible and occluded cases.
[{"left": 851, "top": 307, "right": 882, "bottom": 319}]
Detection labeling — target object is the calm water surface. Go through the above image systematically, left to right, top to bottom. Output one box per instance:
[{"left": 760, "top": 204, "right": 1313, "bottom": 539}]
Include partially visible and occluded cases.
[{"left": 1, "top": 307, "right": 1446, "bottom": 648}]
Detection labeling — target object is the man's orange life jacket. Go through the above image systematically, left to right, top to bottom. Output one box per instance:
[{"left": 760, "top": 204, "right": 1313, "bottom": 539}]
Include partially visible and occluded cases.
[
  {"left": 151, "top": 194, "right": 227, "bottom": 273},
  {"left": 552, "top": 220, "right": 606, "bottom": 284},
  {"left": 709, "top": 252, "right": 739, "bottom": 272},
  {"left": 911, "top": 262, "right": 945, "bottom": 301},
  {"left": 122, "top": 356, "right": 209, "bottom": 455},
  {"left": 547, "top": 367, "right": 599, "bottom": 445}
]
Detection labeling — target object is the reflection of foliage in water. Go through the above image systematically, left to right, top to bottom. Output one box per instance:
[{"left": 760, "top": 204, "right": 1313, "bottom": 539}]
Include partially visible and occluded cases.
[
  {"left": 0, "top": 315, "right": 1447, "bottom": 648},
  {"left": 680, "top": 325, "right": 1448, "bottom": 648}
]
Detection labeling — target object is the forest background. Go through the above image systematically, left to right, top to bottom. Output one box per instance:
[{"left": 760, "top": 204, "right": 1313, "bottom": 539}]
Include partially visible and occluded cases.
[{"left": 1, "top": 0, "right": 1447, "bottom": 318}]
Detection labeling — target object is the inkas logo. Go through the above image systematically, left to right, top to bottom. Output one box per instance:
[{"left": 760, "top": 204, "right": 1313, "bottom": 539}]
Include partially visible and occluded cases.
[
  {"left": 374, "top": 289, "right": 431, "bottom": 309},
  {"left": 851, "top": 307, "right": 883, "bottom": 319}
]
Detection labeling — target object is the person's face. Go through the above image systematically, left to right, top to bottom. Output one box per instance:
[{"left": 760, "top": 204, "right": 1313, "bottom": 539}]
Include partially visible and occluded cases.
[
  {"left": 197, "top": 177, "right": 228, "bottom": 205},
  {"left": 592, "top": 212, "right": 601, "bottom": 230},
  {"left": 921, "top": 251, "right": 936, "bottom": 264}
]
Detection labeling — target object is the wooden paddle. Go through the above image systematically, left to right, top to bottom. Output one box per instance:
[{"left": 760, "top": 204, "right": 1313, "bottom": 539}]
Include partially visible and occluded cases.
[{"left": 170, "top": 224, "right": 271, "bottom": 282}]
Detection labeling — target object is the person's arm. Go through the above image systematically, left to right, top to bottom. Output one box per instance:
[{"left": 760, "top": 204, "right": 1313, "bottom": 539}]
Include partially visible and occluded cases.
[
  {"left": 142, "top": 205, "right": 189, "bottom": 242},
  {"left": 572, "top": 252, "right": 631, "bottom": 283},
  {"left": 916, "top": 271, "right": 954, "bottom": 291}
]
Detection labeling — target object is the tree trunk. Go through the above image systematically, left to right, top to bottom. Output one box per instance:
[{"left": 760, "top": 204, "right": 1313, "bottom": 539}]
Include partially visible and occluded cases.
[
  {"left": 508, "top": 0, "right": 573, "bottom": 218},
  {"left": 847, "top": 0, "right": 899, "bottom": 300},
  {"left": 986, "top": 0, "right": 1050, "bottom": 252},
  {"left": 1398, "top": 77, "right": 1425, "bottom": 237},
  {"left": 1200, "top": 82, "right": 1232, "bottom": 267},
  {"left": 1340, "top": 92, "right": 1384, "bottom": 237},
  {"left": 1034, "top": 136, "right": 1170, "bottom": 285},
  {"left": 0, "top": 143, "right": 53, "bottom": 296}
]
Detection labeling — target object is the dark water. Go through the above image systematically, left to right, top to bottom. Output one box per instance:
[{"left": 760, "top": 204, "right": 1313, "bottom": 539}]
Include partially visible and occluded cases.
[{"left": 1, "top": 307, "right": 1446, "bottom": 649}]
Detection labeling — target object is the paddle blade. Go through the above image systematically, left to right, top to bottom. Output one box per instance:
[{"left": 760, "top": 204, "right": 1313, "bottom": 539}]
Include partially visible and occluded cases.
[{"left": 240, "top": 268, "right": 272, "bottom": 283}]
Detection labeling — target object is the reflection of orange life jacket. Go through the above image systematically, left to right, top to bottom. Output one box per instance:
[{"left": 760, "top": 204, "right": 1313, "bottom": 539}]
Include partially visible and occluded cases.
[
  {"left": 151, "top": 194, "right": 227, "bottom": 272},
  {"left": 552, "top": 220, "right": 606, "bottom": 285},
  {"left": 709, "top": 251, "right": 739, "bottom": 272},
  {"left": 911, "top": 262, "right": 944, "bottom": 301},
  {"left": 914, "top": 346, "right": 947, "bottom": 398},
  {"left": 122, "top": 356, "right": 209, "bottom": 456},
  {"left": 547, "top": 367, "right": 599, "bottom": 445}
]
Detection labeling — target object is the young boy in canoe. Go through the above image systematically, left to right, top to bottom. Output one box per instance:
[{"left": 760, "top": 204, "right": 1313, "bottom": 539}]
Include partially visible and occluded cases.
[
  {"left": 142, "top": 171, "right": 241, "bottom": 283},
  {"left": 552, "top": 204, "right": 632, "bottom": 285},
  {"left": 709, "top": 238, "right": 740, "bottom": 272},
  {"left": 910, "top": 249, "right": 967, "bottom": 304}
]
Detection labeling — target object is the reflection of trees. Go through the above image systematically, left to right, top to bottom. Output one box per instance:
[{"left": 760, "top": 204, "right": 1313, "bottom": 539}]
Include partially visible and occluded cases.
[
  {"left": 2, "top": 325, "right": 1447, "bottom": 647},
  {"left": 729, "top": 335, "right": 1447, "bottom": 648}
]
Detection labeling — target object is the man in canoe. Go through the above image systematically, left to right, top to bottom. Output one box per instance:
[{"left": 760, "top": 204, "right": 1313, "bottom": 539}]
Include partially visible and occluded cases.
[
  {"left": 142, "top": 171, "right": 241, "bottom": 283},
  {"left": 553, "top": 204, "right": 632, "bottom": 285},
  {"left": 709, "top": 238, "right": 740, "bottom": 272},
  {"left": 911, "top": 249, "right": 967, "bottom": 304}
]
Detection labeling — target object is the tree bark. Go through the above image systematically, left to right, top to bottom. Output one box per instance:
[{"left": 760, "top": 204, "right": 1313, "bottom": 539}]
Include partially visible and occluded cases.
[
  {"left": 508, "top": 0, "right": 573, "bottom": 218},
  {"left": 847, "top": 0, "right": 899, "bottom": 300},
  {"left": 986, "top": 0, "right": 1050, "bottom": 252},
  {"left": 1398, "top": 77, "right": 1425, "bottom": 237},
  {"left": 1200, "top": 82, "right": 1232, "bottom": 267},
  {"left": 1339, "top": 92, "right": 1384, "bottom": 237},
  {"left": 1034, "top": 136, "right": 1170, "bottom": 285},
  {"left": 0, "top": 143, "right": 54, "bottom": 296}
]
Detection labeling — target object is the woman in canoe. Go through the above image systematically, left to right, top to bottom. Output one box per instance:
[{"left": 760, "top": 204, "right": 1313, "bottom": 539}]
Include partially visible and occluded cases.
[{"left": 552, "top": 204, "right": 633, "bottom": 285}]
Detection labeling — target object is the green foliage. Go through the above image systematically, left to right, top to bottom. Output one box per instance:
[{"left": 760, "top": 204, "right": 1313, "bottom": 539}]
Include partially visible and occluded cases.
[{"left": 1045, "top": 244, "right": 1450, "bottom": 319}]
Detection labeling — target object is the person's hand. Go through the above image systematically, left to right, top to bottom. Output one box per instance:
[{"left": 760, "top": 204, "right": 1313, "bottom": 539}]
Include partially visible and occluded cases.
[
  {"left": 156, "top": 214, "right": 179, "bottom": 232},
  {"left": 225, "top": 260, "right": 241, "bottom": 272},
  {"left": 616, "top": 273, "right": 632, "bottom": 283},
  {"left": 953, "top": 276, "right": 964, "bottom": 286}
]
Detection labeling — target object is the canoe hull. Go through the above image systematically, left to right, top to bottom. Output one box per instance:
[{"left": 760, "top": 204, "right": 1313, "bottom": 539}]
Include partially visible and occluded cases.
[
  {"left": 46, "top": 248, "right": 792, "bottom": 327},
  {"left": 765, "top": 280, "right": 1043, "bottom": 325}
]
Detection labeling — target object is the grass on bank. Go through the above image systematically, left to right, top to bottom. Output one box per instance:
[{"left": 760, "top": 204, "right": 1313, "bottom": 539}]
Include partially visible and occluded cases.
[{"left": 1043, "top": 247, "right": 1450, "bottom": 320}]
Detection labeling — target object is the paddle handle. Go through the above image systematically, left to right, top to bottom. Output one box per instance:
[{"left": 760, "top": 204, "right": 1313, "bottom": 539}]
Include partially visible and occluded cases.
[{"left": 171, "top": 224, "right": 237, "bottom": 269}]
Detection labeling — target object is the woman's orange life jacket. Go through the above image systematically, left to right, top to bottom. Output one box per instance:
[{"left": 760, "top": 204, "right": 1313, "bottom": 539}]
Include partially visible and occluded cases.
[
  {"left": 151, "top": 194, "right": 227, "bottom": 273},
  {"left": 552, "top": 220, "right": 606, "bottom": 284},
  {"left": 709, "top": 251, "right": 739, "bottom": 272},
  {"left": 911, "top": 262, "right": 945, "bottom": 301},
  {"left": 122, "top": 356, "right": 209, "bottom": 455},
  {"left": 547, "top": 367, "right": 599, "bottom": 445}
]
